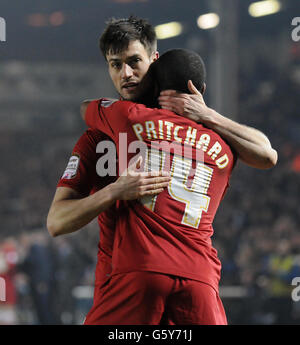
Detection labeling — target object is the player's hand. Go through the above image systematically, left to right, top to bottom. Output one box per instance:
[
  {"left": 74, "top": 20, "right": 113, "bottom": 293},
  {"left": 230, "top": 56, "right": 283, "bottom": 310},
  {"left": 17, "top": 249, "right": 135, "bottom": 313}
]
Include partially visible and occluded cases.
[
  {"left": 158, "top": 80, "right": 212, "bottom": 123},
  {"left": 113, "top": 157, "right": 171, "bottom": 200}
]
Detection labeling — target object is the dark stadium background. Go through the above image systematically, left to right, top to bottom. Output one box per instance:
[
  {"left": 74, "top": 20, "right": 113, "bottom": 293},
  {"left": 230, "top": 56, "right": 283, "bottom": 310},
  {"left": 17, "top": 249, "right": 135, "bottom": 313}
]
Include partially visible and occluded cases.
[{"left": 0, "top": 0, "right": 299, "bottom": 325}]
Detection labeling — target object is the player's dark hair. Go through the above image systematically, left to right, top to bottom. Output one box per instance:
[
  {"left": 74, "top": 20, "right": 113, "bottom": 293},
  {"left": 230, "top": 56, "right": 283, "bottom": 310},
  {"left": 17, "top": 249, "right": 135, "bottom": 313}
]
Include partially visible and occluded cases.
[
  {"left": 99, "top": 15, "right": 157, "bottom": 59},
  {"left": 150, "top": 49, "right": 206, "bottom": 94}
]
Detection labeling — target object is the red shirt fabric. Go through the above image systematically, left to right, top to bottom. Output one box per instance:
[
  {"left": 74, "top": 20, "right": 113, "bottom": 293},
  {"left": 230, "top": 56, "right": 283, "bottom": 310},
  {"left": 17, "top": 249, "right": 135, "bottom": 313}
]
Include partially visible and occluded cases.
[
  {"left": 85, "top": 99, "right": 236, "bottom": 291},
  {"left": 57, "top": 129, "right": 116, "bottom": 284}
]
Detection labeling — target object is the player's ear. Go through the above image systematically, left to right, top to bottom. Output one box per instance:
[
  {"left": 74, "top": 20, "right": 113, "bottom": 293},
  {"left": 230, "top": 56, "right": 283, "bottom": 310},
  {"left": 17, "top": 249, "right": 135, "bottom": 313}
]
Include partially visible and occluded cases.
[
  {"left": 151, "top": 51, "right": 159, "bottom": 62},
  {"left": 201, "top": 82, "right": 206, "bottom": 95}
]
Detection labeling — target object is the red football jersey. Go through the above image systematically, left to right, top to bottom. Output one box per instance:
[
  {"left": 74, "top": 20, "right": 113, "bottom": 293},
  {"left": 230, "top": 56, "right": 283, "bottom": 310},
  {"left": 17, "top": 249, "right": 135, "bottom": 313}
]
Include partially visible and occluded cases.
[
  {"left": 85, "top": 99, "right": 236, "bottom": 291},
  {"left": 57, "top": 129, "right": 116, "bottom": 285}
]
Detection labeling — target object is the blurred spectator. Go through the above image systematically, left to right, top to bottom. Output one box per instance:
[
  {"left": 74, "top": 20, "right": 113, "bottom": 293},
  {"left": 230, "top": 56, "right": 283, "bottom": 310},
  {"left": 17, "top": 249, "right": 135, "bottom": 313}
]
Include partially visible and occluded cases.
[
  {"left": 17, "top": 231, "right": 60, "bottom": 324},
  {"left": 0, "top": 238, "right": 19, "bottom": 324}
]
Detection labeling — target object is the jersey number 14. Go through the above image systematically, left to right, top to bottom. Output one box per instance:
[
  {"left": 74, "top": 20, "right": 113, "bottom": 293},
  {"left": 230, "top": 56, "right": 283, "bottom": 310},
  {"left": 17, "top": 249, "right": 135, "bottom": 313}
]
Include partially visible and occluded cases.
[{"left": 140, "top": 150, "right": 214, "bottom": 229}]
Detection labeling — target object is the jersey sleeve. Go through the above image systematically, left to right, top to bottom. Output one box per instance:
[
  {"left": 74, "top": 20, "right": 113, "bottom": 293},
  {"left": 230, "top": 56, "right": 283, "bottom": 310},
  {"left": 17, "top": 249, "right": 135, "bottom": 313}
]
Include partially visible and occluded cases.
[
  {"left": 85, "top": 99, "right": 136, "bottom": 142},
  {"left": 85, "top": 100, "right": 102, "bottom": 131},
  {"left": 57, "top": 129, "right": 113, "bottom": 196}
]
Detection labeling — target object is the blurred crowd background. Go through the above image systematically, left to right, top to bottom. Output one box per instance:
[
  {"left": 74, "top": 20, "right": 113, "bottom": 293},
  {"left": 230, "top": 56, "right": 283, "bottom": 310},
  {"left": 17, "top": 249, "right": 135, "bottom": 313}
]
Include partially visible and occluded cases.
[{"left": 0, "top": 0, "right": 299, "bottom": 324}]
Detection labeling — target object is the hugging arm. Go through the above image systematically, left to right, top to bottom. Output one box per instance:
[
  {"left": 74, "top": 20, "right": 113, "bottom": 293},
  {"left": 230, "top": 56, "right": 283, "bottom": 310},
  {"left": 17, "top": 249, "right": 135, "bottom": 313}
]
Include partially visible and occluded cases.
[
  {"left": 158, "top": 81, "right": 277, "bottom": 170},
  {"left": 47, "top": 157, "right": 170, "bottom": 237}
]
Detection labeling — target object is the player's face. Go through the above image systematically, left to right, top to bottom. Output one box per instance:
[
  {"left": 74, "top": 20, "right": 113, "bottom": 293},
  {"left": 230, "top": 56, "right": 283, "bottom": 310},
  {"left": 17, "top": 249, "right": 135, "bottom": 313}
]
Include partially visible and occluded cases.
[{"left": 107, "top": 40, "right": 158, "bottom": 101}]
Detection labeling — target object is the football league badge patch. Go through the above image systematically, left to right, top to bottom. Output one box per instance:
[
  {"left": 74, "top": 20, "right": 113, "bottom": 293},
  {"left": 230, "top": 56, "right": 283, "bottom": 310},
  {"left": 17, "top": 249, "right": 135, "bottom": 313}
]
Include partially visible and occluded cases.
[{"left": 62, "top": 154, "right": 80, "bottom": 179}]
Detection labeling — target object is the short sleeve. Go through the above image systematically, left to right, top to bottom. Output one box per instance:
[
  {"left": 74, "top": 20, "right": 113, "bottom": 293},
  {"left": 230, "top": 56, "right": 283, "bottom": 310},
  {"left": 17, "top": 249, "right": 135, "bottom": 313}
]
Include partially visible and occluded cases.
[{"left": 57, "top": 129, "right": 116, "bottom": 196}]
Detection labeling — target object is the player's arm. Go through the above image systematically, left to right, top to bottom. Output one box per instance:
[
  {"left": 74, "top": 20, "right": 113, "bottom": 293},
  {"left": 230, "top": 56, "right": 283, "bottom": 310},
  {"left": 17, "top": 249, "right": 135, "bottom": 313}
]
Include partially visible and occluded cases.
[
  {"left": 158, "top": 81, "right": 278, "bottom": 170},
  {"left": 80, "top": 98, "right": 119, "bottom": 123},
  {"left": 81, "top": 98, "right": 131, "bottom": 141},
  {"left": 80, "top": 100, "right": 96, "bottom": 122},
  {"left": 47, "top": 158, "right": 170, "bottom": 237},
  {"left": 47, "top": 185, "right": 114, "bottom": 237}
]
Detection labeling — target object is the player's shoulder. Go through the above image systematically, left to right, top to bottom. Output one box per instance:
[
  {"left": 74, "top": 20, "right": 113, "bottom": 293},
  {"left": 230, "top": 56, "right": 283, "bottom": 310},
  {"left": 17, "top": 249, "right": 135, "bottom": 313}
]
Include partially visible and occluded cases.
[
  {"left": 84, "top": 97, "right": 118, "bottom": 112},
  {"left": 86, "top": 97, "right": 140, "bottom": 111},
  {"left": 100, "top": 98, "right": 139, "bottom": 112},
  {"left": 100, "top": 98, "right": 118, "bottom": 108},
  {"left": 76, "top": 128, "right": 111, "bottom": 149}
]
